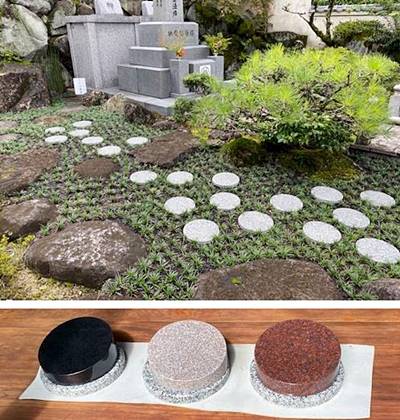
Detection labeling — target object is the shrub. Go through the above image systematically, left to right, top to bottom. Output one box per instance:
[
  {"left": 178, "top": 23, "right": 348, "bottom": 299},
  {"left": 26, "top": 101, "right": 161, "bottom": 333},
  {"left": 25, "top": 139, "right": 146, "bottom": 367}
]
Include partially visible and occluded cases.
[
  {"left": 204, "top": 32, "right": 231, "bottom": 56},
  {"left": 189, "top": 45, "right": 399, "bottom": 151},
  {"left": 0, "top": 48, "right": 25, "bottom": 65},
  {"left": 183, "top": 72, "right": 217, "bottom": 95},
  {"left": 173, "top": 97, "right": 196, "bottom": 124},
  {"left": 0, "top": 236, "right": 17, "bottom": 279}
]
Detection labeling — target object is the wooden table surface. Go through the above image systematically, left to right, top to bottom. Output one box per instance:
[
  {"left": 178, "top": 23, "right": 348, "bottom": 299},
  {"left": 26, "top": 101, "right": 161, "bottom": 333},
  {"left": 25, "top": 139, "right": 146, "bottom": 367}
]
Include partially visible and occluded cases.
[{"left": 0, "top": 309, "right": 399, "bottom": 420}]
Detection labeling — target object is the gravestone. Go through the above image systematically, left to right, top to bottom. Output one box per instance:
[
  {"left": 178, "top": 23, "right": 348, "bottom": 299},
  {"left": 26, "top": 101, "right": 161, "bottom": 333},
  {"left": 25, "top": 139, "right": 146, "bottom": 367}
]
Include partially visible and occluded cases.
[
  {"left": 95, "top": 0, "right": 123, "bottom": 14},
  {"left": 153, "top": 0, "right": 184, "bottom": 22}
]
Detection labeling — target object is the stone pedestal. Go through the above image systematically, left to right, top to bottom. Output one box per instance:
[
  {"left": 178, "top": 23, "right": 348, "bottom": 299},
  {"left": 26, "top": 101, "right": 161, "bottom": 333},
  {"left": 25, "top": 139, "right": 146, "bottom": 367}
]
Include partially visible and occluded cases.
[{"left": 170, "top": 59, "right": 190, "bottom": 96}]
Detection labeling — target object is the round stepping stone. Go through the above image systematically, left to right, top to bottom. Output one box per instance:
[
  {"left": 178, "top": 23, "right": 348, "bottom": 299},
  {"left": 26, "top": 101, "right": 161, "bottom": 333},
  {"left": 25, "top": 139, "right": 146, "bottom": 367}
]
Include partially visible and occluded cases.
[
  {"left": 73, "top": 120, "right": 92, "bottom": 129},
  {"left": 45, "top": 127, "right": 65, "bottom": 135},
  {"left": 69, "top": 129, "right": 90, "bottom": 139},
  {"left": 45, "top": 135, "right": 68, "bottom": 145},
  {"left": 82, "top": 136, "right": 104, "bottom": 145},
  {"left": 126, "top": 136, "right": 149, "bottom": 147},
  {"left": 97, "top": 145, "right": 121, "bottom": 157},
  {"left": 130, "top": 170, "right": 158, "bottom": 185},
  {"left": 167, "top": 171, "right": 193, "bottom": 186},
  {"left": 212, "top": 172, "right": 240, "bottom": 188},
  {"left": 311, "top": 186, "right": 343, "bottom": 204},
  {"left": 360, "top": 190, "right": 396, "bottom": 208},
  {"left": 210, "top": 192, "right": 241, "bottom": 211},
  {"left": 270, "top": 194, "right": 303, "bottom": 212},
  {"left": 164, "top": 197, "right": 195, "bottom": 215},
  {"left": 333, "top": 208, "right": 370, "bottom": 229},
  {"left": 238, "top": 211, "right": 274, "bottom": 233},
  {"left": 183, "top": 219, "right": 220, "bottom": 244},
  {"left": 303, "top": 221, "right": 342, "bottom": 245},
  {"left": 356, "top": 238, "right": 400, "bottom": 264},
  {"left": 143, "top": 320, "right": 229, "bottom": 403}
]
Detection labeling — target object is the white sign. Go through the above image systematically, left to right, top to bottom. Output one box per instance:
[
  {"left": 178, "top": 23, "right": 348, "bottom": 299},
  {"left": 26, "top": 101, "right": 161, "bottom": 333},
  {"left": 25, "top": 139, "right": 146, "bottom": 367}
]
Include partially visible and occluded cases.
[
  {"left": 199, "top": 65, "right": 211, "bottom": 75},
  {"left": 73, "top": 78, "right": 87, "bottom": 96}
]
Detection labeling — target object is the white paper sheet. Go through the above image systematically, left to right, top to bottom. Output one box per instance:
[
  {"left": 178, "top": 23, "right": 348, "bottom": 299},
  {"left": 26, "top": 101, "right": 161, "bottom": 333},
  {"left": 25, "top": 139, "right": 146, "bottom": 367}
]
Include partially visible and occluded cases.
[{"left": 20, "top": 343, "right": 374, "bottom": 419}]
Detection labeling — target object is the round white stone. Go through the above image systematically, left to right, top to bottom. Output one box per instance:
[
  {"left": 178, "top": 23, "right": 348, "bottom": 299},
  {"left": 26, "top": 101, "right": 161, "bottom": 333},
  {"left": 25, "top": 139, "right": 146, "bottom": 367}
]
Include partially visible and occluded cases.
[
  {"left": 73, "top": 120, "right": 92, "bottom": 129},
  {"left": 45, "top": 127, "right": 65, "bottom": 135},
  {"left": 69, "top": 129, "right": 90, "bottom": 139},
  {"left": 45, "top": 135, "right": 68, "bottom": 144},
  {"left": 82, "top": 136, "right": 104, "bottom": 145},
  {"left": 126, "top": 137, "right": 149, "bottom": 147},
  {"left": 97, "top": 145, "right": 121, "bottom": 157},
  {"left": 130, "top": 170, "right": 158, "bottom": 185},
  {"left": 167, "top": 171, "right": 194, "bottom": 186},
  {"left": 212, "top": 172, "right": 240, "bottom": 188},
  {"left": 311, "top": 186, "right": 343, "bottom": 204},
  {"left": 360, "top": 190, "right": 396, "bottom": 208},
  {"left": 210, "top": 192, "right": 241, "bottom": 211},
  {"left": 270, "top": 194, "right": 303, "bottom": 212},
  {"left": 164, "top": 197, "right": 196, "bottom": 215},
  {"left": 333, "top": 208, "right": 370, "bottom": 229},
  {"left": 238, "top": 211, "right": 274, "bottom": 233},
  {"left": 183, "top": 219, "right": 220, "bottom": 244},
  {"left": 303, "top": 221, "right": 342, "bottom": 245},
  {"left": 356, "top": 238, "right": 400, "bottom": 264}
]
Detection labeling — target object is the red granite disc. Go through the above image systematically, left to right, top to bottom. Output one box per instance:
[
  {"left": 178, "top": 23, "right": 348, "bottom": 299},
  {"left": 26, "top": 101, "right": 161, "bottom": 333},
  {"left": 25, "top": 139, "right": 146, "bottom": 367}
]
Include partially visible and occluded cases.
[{"left": 254, "top": 319, "right": 341, "bottom": 397}]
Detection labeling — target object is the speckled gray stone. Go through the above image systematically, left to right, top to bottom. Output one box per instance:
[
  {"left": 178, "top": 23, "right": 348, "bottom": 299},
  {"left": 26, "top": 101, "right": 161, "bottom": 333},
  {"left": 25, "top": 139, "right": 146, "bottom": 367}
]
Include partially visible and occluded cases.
[
  {"left": 73, "top": 120, "right": 92, "bottom": 129},
  {"left": 45, "top": 127, "right": 65, "bottom": 135},
  {"left": 69, "top": 129, "right": 90, "bottom": 139},
  {"left": 45, "top": 135, "right": 68, "bottom": 145},
  {"left": 82, "top": 136, "right": 104, "bottom": 145},
  {"left": 126, "top": 137, "right": 149, "bottom": 147},
  {"left": 97, "top": 145, "right": 121, "bottom": 157},
  {"left": 130, "top": 170, "right": 158, "bottom": 185},
  {"left": 167, "top": 171, "right": 194, "bottom": 186},
  {"left": 212, "top": 172, "right": 240, "bottom": 188},
  {"left": 311, "top": 186, "right": 343, "bottom": 204},
  {"left": 360, "top": 190, "right": 396, "bottom": 208},
  {"left": 210, "top": 192, "right": 241, "bottom": 211},
  {"left": 270, "top": 194, "right": 303, "bottom": 212},
  {"left": 164, "top": 197, "right": 196, "bottom": 215},
  {"left": 333, "top": 208, "right": 370, "bottom": 229},
  {"left": 238, "top": 211, "right": 274, "bottom": 233},
  {"left": 183, "top": 219, "right": 220, "bottom": 243},
  {"left": 303, "top": 221, "right": 342, "bottom": 245},
  {"left": 356, "top": 238, "right": 400, "bottom": 264},
  {"left": 40, "top": 346, "right": 126, "bottom": 397},
  {"left": 250, "top": 360, "right": 345, "bottom": 408}
]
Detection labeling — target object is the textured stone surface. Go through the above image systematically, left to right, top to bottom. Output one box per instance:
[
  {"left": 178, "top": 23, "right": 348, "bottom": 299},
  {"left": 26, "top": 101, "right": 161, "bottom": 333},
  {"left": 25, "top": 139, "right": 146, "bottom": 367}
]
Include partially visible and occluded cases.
[
  {"left": 34, "top": 115, "right": 68, "bottom": 127},
  {"left": 0, "top": 120, "right": 18, "bottom": 131},
  {"left": 73, "top": 120, "right": 92, "bottom": 129},
  {"left": 45, "top": 127, "right": 66, "bottom": 135},
  {"left": 69, "top": 129, "right": 90, "bottom": 139},
  {"left": 130, "top": 130, "right": 198, "bottom": 168},
  {"left": 0, "top": 134, "right": 18, "bottom": 143},
  {"left": 45, "top": 135, "right": 68, "bottom": 145},
  {"left": 82, "top": 136, "right": 104, "bottom": 145},
  {"left": 126, "top": 137, "right": 149, "bottom": 147},
  {"left": 97, "top": 145, "right": 121, "bottom": 157},
  {"left": 0, "top": 148, "right": 59, "bottom": 194},
  {"left": 74, "top": 158, "right": 120, "bottom": 179},
  {"left": 130, "top": 170, "right": 158, "bottom": 185},
  {"left": 167, "top": 171, "right": 193, "bottom": 186},
  {"left": 212, "top": 172, "right": 240, "bottom": 189},
  {"left": 311, "top": 186, "right": 343, "bottom": 204},
  {"left": 360, "top": 190, "right": 396, "bottom": 208},
  {"left": 210, "top": 192, "right": 241, "bottom": 211},
  {"left": 270, "top": 194, "right": 303, "bottom": 213},
  {"left": 164, "top": 197, "right": 195, "bottom": 215},
  {"left": 0, "top": 199, "right": 58, "bottom": 239},
  {"left": 333, "top": 208, "right": 370, "bottom": 229},
  {"left": 238, "top": 211, "right": 274, "bottom": 233},
  {"left": 183, "top": 219, "right": 220, "bottom": 244},
  {"left": 25, "top": 220, "right": 147, "bottom": 288},
  {"left": 303, "top": 221, "right": 342, "bottom": 245},
  {"left": 356, "top": 238, "right": 400, "bottom": 264},
  {"left": 194, "top": 259, "right": 344, "bottom": 300},
  {"left": 362, "top": 278, "right": 400, "bottom": 300},
  {"left": 255, "top": 320, "right": 341, "bottom": 396}
]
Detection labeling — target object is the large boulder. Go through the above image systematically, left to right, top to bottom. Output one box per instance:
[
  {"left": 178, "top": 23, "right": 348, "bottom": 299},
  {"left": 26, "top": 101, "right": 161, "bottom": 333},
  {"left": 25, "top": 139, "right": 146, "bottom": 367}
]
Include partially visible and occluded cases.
[
  {"left": 9, "top": 0, "right": 56, "bottom": 15},
  {"left": 48, "top": 0, "right": 76, "bottom": 36},
  {"left": 120, "top": 0, "right": 141, "bottom": 15},
  {"left": 0, "top": 5, "right": 48, "bottom": 59},
  {"left": 0, "top": 64, "right": 51, "bottom": 112},
  {"left": 74, "top": 158, "right": 120, "bottom": 179},
  {"left": 24, "top": 220, "right": 148, "bottom": 288},
  {"left": 362, "top": 279, "right": 400, "bottom": 300}
]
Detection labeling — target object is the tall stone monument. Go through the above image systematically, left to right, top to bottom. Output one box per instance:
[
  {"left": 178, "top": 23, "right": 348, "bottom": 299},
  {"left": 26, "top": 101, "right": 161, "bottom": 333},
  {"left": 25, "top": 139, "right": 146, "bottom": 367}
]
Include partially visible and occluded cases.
[{"left": 153, "top": 0, "right": 184, "bottom": 22}]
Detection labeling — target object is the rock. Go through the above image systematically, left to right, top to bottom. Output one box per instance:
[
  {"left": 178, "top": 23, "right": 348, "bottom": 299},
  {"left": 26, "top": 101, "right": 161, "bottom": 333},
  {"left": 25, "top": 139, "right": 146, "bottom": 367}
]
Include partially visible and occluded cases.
[
  {"left": 9, "top": 0, "right": 55, "bottom": 15},
  {"left": 48, "top": 0, "right": 76, "bottom": 36},
  {"left": 120, "top": 0, "right": 141, "bottom": 15},
  {"left": 78, "top": 3, "right": 94, "bottom": 14},
  {"left": 0, "top": 5, "right": 48, "bottom": 59},
  {"left": 50, "top": 34, "right": 72, "bottom": 72},
  {"left": 0, "top": 64, "right": 51, "bottom": 112},
  {"left": 82, "top": 90, "right": 109, "bottom": 107},
  {"left": 103, "top": 94, "right": 128, "bottom": 114},
  {"left": 124, "top": 102, "right": 158, "bottom": 125},
  {"left": 34, "top": 115, "right": 68, "bottom": 126},
  {"left": 152, "top": 119, "right": 179, "bottom": 131},
  {"left": 0, "top": 120, "right": 18, "bottom": 131},
  {"left": 73, "top": 120, "right": 92, "bottom": 129},
  {"left": 45, "top": 127, "right": 66, "bottom": 135},
  {"left": 69, "top": 129, "right": 90, "bottom": 138},
  {"left": 130, "top": 130, "right": 198, "bottom": 168},
  {"left": 0, "top": 134, "right": 19, "bottom": 143},
  {"left": 44, "top": 135, "right": 68, "bottom": 144},
  {"left": 82, "top": 136, "right": 104, "bottom": 145},
  {"left": 126, "top": 137, "right": 149, "bottom": 147},
  {"left": 97, "top": 145, "right": 121, "bottom": 157},
  {"left": 0, "top": 148, "right": 59, "bottom": 194},
  {"left": 74, "top": 158, "right": 120, "bottom": 179},
  {"left": 130, "top": 170, "right": 158, "bottom": 185},
  {"left": 167, "top": 171, "right": 193, "bottom": 186},
  {"left": 212, "top": 172, "right": 240, "bottom": 188},
  {"left": 311, "top": 186, "right": 343, "bottom": 204},
  {"left": 360, "top": 190, "right": 396, "bottom": 208},
  {"left": 210, "top": 192, "right": 241, "bottom": 211},
  {"left": 270, "top": 194, "right": 303, "bottom": 213},
  {"left": 164, "top": 197, "right": 195, "bottom": 216},
  {"left": 0, "top": 199, "right": 58, "bottom": 239},
  {"left": 333, "top": 208, "right": 370, "bottom": 229},
  {"left": 238, "top": 211, "right": 274, "bottom": 233},
  {"left": 183, "top": 219, "right": 220, "bottom": 244},
  {"left": 24, "top": 220, "right": 148, "bottom": 288},
  {"left": 303, "top": 221, "right": 342, "bottom": 245},
  {"left": 356, "top": 238, "right": 400, "bottom": 264},
  {"left": 194, "top": 259, "right": 344, "bottom": 300},
  {"left": 362, "top": 278, "right": 400, "bottom": 300}
]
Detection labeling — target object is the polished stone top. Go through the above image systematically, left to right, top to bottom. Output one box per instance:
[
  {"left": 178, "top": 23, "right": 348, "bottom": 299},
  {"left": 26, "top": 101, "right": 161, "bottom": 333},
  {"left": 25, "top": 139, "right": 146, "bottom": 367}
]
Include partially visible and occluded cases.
[{"left": 255, "top": 319, "right": 341, "bottom": 397}]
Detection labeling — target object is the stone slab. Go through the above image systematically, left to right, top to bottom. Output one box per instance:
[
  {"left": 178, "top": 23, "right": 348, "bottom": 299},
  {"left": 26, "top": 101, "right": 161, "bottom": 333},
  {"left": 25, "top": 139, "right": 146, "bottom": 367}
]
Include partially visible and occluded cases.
[
  {"left": 137, "top": 22, "right": 199, "bottom": 47},
  {"left": 73, "top": 120, "right": 92, "bottom": 129},
  {"left": 45, "top": 127, "right": 66, "bottom": 135},
  {"left": 69, "top": 129, "right": 90, "bottom": 139},
  {"left": 45, "top": 135, "right": 68, "bottom": 145},
  {"left": 82, "top": 136, "right": 104, "bottom": 145},
  {"left": 127, "top": 137, "right": 149, "bottom": 147},
  {"left": 97, "top": 145, "right": 121, "bottom": 156},
  {"left": 74, "top": 158, "right": 120, "bottom": 179},
  {"left": 130, "top": 170, "right": 158, "bottom": 184},
  {"left": 167, "top": 171, "right": 193, "bottom": 185},
  {"left": 212, "top": 172, "right": 240, "bottom": 189},
  {"left": 311, "top": 186, "right": 343, "bottom": 204},
  {"left": 360, "top": 190, "right": 396, "bottom": 208},
  {"left": 210, "top": 192, "right": 241, "bottom": 211},
  {"left": 270, "top": 194, "right": 303, "bottom": 213},
  {"left": 164, "top": 196, "right": 195, "bottom": 215},
  {"left": 333, "top": 208, "right": 370, "bottom": 229},
  {"left": 238, "top": 212, "right": 274, "bottom": 233},
  {"left": 183, "top": 219, "right": 220, "bottom": 244},
  {"left": 303, "top": 221, "right": 342, "bottom": 245},
  {"left": 356, "top": 238, "right": 400, "bottom": 264},
  {"left": 362, "top": 278, "right": 400, "bottom": 300}
]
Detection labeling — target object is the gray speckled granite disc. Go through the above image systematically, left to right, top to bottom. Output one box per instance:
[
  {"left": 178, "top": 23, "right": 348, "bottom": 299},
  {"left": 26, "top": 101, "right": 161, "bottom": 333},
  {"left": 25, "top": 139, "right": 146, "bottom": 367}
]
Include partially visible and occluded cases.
[
  {"left": 73, "top": 120, "right": 92, "bottom": 129},
  {"left": 45, "top": 127, "right": 65, "bottom": 135},
  {"left": 69, "top": 129, "right": 90, "bottom": 139},
  {"left": 45, "top": 135, "right": 68, "bottom": 145},
  {"left": 82, "top": 136, "right": 104, "bottom": 145},
  {"left": 127, "top": 137, "right": 149, "bottom": 147},
  {"left": 97, "top": 145, "right": 121, "bottom": 157},
  {"left": 130, "top": 170, "right": 158, "bottom": 185},
  {"left": 167, "top": 171, "right": 194, "bottom": 186},
  {"left": 212, "top": 172, "right": 240, "bottom": 188},
  {"left": 311, "top": 186, "right": 343, "bottom": 204},
  {"left": 360, "top": 190, "right": 396, "bottom": 208},
  {"left": 210, "top": 192, "right": 241, "bottom": 211},
  {"left": 270, "top": 194, "right": 303, "bottom": 212},
  {"left": 164, "top": 197, "right": 195, "bottom": 215},
  {"left": 333, "top": 208, "right": 370, "bottom": 229},
  {"left": 238, "top": 211, "right": 274, "bottom": 233},
  {"left": 183, "top": 219, "right": 220, "bottom": 243},
  {"left": 303, "top": 221, "right": 342, "bottom": 244},
  {"left": 356, "top": 238, "right": 400, "bottom": 264},
  {"left": 250, "top": 360, "right": 345, "bottom": 408}
]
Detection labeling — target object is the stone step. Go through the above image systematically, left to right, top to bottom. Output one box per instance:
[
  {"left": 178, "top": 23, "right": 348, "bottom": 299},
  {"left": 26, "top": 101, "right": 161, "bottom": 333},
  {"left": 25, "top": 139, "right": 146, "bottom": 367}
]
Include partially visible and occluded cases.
[{"left": 118, "top": 64, "right": 171, "bottom": 99}]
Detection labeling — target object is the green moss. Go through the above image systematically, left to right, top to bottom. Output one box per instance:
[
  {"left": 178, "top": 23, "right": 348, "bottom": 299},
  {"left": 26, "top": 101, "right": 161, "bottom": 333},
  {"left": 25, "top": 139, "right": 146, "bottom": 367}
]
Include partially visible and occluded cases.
[{"left": 221, "top": 136, "right": 266, "bottom": 166}]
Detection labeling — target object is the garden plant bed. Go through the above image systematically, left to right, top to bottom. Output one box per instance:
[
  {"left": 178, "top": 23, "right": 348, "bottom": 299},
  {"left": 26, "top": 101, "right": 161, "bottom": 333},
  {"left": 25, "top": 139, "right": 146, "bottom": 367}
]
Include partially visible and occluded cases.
[{"left": 0, "top": 103, "right": 399, "bottom": 300}]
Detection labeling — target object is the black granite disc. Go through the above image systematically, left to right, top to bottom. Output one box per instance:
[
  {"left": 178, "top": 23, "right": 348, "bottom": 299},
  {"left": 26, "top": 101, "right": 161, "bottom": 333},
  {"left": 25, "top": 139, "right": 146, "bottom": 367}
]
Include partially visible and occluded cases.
[{"left": 38, "top": 317, "right": 118, "bottom": 386}]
